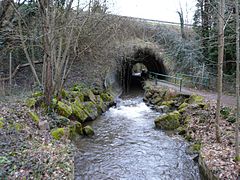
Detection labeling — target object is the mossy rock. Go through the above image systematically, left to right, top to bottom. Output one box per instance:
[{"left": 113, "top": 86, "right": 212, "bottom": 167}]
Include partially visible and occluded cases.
[
  {"left": 71, "top": 84, "right": 86, "bottom": 92},
  {"left": 61, "top": 89, "right": 69, "bottom": 99},
  {"left": 84, "top": 90, "right": 96, "bottom": 102},
  {"left": 32, "top": 91, "right": 43, "bottom": 98},
  {"left": 100, "top": 92, "right": 114, "bottom": 102},
  {"left": 188, "top": 94, "right": 204, "bottom": 104},
  {"left": 95, "top": 95, "right": 107, "bottom": 114},
  {"left": 152, "top": 97, "right": 162, "bottom": 105},
  {"left": 26, "top": 98, "right": 37, "bottom": 108},
  {"left": 161, "top": 100, "right": 175, "bottom": 107},
  {"left": 57, "top": 101, "right": 72, "bottom": 118},
  {"left": 83, "top": 101, "right": 98, "bottom": 120},
  {"left": 178, "top": 102, "right": 189, "bottom": 110},
  {"left": 71, "top": 103, "right": 88, "bottom": 123},
  {"left": 28, "top": 111, "right": 40, "bottom": 124},
  {"left": 154, "top": 111, "right": 180, "bottom": 130},
  {"left": 50, "top": 115, "right": 70, "bottom": 129},
  {"left": 0, "top": 117, "right": 4, "bottom": 129},
  {"left": 68, "top": 121, "right": 83, "bottom": 138},
  {"left": 83, "top": 125, "right": 94, "bottom": 136},
  {"left": 177, "top": 126, "right": 187, "bottom": 135},
  {"left": 51, "top": 128, "right": 65, "bottom": 140}
]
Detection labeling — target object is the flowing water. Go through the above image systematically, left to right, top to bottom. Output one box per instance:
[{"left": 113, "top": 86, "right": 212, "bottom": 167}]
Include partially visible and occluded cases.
[{"left": 74, "top": 95, "right": 200, "bottom": 180}]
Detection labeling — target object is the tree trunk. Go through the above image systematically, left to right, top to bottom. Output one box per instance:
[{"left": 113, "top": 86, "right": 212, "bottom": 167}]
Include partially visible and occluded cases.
[
  {"left": 216, "top": 0, "right": 225, "bottom": 143},
  {"left": 235, "top": 0, "right": 240, "bottom": 160}
]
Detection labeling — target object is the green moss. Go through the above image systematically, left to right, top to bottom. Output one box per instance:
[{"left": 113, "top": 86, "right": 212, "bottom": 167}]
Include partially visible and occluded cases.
[
  {"left": 61, "top": 89, "right": 69, "bottom": 99},
  {"left": 85, "top": 90, "right": 96, "bottom": 102},
  {"left": 32, "top": 91, "right": 43, "bottom": 98},
  {"left": 100, "top": 92, "right": 114, "bottom": 102},
  {"left": 188, "top": 94, "right": 204, "bottom": 104},
  {"left": 95, "top": 96, "right": 107, "bottom": 114},
  {"left": 26, "top": 98, "right": 37, "bottom": 108},
  {"left": 161, "top": 100, "right": 175, "bottom": 107},
  {"left": 57, "top": 101, "right": 72, "bottom": 118},
  {"left": 82, "top": 101, "right": 98, "bottom": 120},
  {"left": 179, "top": 102, "right": 189, "bottom": 110},
  {"left": 71, "top": 103, "right": 88, "bottom": 122},
  {"left": 220, "top": 107, "right": 231, "bottom": 119},
  {"left": 28, "top": 111, "right": 40, "bottom": 124},
  {"left": 154, "top": 111, "right": 180, "bottom": 130},
  {"left": 227, "top": 116, "right": 236, "bottom": 123},
  {"left": 0, "top": 117, "right": 4, "bottom": 128},
  {"left": 75, "top": 122, "right": 83, "bottom": 135},
  {"left": 83, "top": 125, "right": 94, "bottom": 136},
  {"left": 177, "top": 126, "right": 187, "bottom": 135},
  {"left": 51, "top": 128, "right": 65, "bottom": 140},
  {"left": 185, "top": 134, "right": 192, "bottom": 141},
  {"left": 191, "top": 143, "right": 201, "bottom": 152},
  {"left": 234, "top": 155, "right": 240, "bottom": 162}
]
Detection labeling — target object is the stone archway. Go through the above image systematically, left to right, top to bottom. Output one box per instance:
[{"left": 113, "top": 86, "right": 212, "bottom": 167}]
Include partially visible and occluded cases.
[{"left": 120, "top": 45, "right": 167, "bottom": 93}]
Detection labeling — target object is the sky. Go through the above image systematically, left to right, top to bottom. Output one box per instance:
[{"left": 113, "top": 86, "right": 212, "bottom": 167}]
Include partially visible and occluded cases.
[{"left": 109, "top": 0, "right": 197, "bottom": 24}]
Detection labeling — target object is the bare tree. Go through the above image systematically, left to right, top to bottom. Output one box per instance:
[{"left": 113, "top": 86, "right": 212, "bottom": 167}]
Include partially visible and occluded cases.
[
  {"left": 216, "top": 0, "right": 225, "bottom": 143},
  {"left": 235, "top": 0, "right": 240, "bottom": 160}
]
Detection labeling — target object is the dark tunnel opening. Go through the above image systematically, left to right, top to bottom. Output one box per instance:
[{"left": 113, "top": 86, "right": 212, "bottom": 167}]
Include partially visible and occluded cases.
[{"left": 122, "top": 48, "right": 167, "bottom": 93}]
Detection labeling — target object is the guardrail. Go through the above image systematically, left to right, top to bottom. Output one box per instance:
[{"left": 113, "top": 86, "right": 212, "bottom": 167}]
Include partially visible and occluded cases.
[
  {"left": 148, "top": 71, "right": 183, "bottom": 92},
  {"left": 176, "top": 73, "right": 210, "bottom": 87}
]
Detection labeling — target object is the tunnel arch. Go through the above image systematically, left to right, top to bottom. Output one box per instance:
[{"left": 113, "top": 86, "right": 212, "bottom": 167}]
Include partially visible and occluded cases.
[{"left": 119, "top": 44, "right": 167, "bottom": 93}]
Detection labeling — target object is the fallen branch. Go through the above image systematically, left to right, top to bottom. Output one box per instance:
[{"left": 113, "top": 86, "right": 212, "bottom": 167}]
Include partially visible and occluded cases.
[{"left": 0, "top": 61, "right": 43, "bottom": 81}]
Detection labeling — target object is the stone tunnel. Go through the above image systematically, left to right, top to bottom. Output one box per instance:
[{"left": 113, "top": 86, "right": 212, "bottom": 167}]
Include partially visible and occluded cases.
[{"left": 120, "top": 46, "right": 167, "bottom": 93}]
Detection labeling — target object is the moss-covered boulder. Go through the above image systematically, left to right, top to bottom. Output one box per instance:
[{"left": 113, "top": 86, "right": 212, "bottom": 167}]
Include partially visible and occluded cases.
[
  {"left": 84, "top": 90, "right": 96, "bottom": 102},
  {"left": 100, "top": 92, "right": 114, "bottom": 104},
  {"left": 188, "top": 94, "right": 204, "bottom": 104},
  {"left": 95, "top": 95, "right": 107, "bottom": 114},
  {"left": 151, "top": 97, "right": 162, "bottom": 105},
  {"left": 26, "top": 98, "right": 37, "bottom": 108},
  {"left": 161, "top": 100, "right": 175, "bottom": 107},
  {"left": 57, "top": 101, "right": 72, "bottom": 118},
  {"left": 82, "top": 102, "right": 98, "bottom": 120},
  {"left": 178, "top": 102, "right": 189, "bottom": 110},
  {"left": 71, "top": 103, "right": 88, "bottom": 122},
  {"left": 155, "top": 105, "right": 170, "bottom": 113},
  {"left": 28, "top": 111, "right": 40, "bottom": 124},
  {"left": 154, "top": 111, "right": 180, "bottom": 130},
  {"left": 68, "top": 121, "right": 83, "bottom": 138},
  {"left": 83, "top": 125, "right": 94, "bottom": 136},
  {"left": 51, "top": 128, "right": 65, "bottom": 140}
]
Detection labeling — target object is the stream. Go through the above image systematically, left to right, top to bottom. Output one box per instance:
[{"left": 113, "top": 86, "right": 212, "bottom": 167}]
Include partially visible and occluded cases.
[{"left": 74, "top": 95, "right": 200, "bottom": 180}]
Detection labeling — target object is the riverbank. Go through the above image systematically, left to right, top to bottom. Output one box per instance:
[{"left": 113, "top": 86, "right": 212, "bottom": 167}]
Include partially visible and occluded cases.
[
  {"left": 143, "top": 82, "right": 240, "bottom": 179},
  {"left": 0, "top": 84, "right": 115, "bottom": 179}
]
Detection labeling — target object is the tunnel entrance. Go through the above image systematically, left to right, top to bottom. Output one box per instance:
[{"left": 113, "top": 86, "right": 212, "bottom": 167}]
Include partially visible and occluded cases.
[{"left": 121, "top": 47, "right": 167, "bottom": 93}]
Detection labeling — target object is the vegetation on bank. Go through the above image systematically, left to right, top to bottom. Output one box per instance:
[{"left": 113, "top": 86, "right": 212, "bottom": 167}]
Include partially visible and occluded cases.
[
  {"left": 143, "top": 82, "right": 239, "bottom": 179},
  {"left": 0, "top": 84, "right": 115, "bottom": 178}
]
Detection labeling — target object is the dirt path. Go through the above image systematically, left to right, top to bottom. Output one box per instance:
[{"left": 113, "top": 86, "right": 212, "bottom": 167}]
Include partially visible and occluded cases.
[{"left": 149, "top": 80, "right": 236, "bottom": 107}]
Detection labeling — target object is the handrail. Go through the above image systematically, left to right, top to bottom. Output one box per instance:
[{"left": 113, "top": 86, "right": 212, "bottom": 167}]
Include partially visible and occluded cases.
[
  {"left": 148, "top": 71, "right": 183, "bottom": 92},
  {"left": 176, "top": 73, "right": 210, "bottom": 87}
]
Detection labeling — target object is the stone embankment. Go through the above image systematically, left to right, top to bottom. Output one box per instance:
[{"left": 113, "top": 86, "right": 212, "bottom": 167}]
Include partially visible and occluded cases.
[
  {"left": 143, "top": 82, "right": 240, "bottom": 179},
  {"left": 0, "top": 84, "right": 115, "bottom": 179},
  {"left": 26, "top": 84, "right": 115, "bottom": 139}
]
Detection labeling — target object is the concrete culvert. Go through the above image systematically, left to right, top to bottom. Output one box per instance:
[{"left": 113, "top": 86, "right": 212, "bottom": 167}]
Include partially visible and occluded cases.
[{"left": 117, "top": 41, "right": 167, "bottom": 93}]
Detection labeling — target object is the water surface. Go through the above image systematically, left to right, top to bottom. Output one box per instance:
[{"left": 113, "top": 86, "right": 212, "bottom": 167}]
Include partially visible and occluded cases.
[{"left": 74, "top": 96, "right": 200, "bottom": 180}]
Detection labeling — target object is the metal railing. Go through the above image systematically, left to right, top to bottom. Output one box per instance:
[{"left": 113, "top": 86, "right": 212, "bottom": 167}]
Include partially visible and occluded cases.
[
  {"left": 148, "top": 72, "right": 183, "bottom": 92},
  {"left": 176, "top": 73, "right": 210, "bottom": 88}
]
